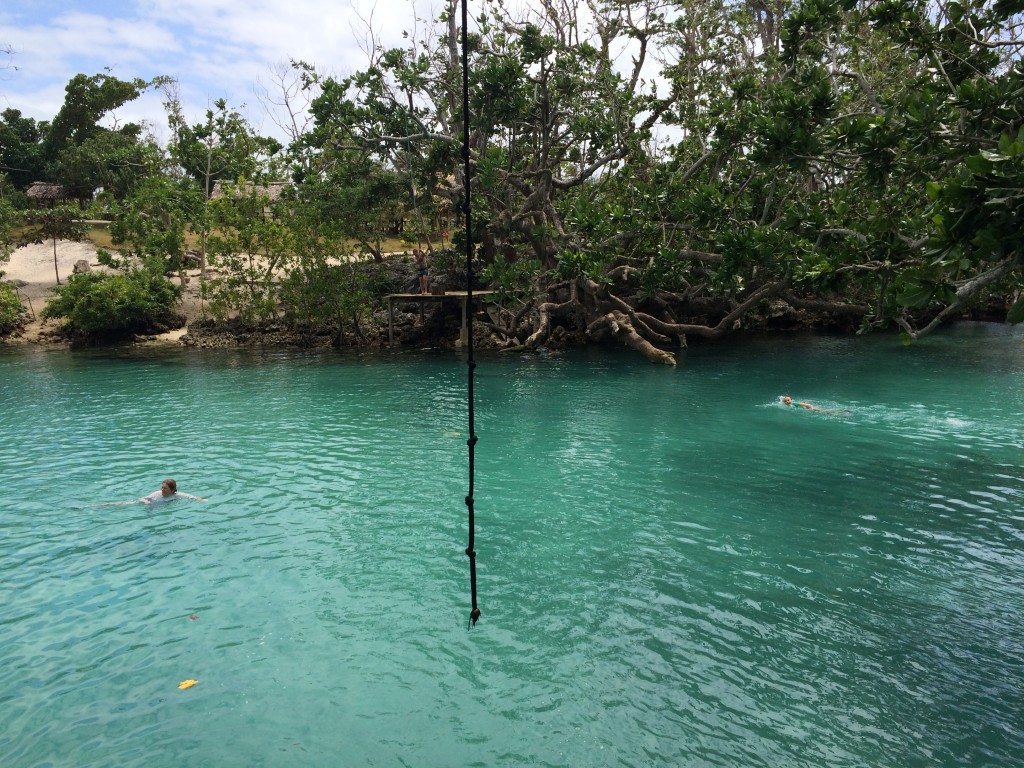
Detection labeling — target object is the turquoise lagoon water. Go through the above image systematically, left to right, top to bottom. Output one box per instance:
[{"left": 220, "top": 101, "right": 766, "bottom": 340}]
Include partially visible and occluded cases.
[{"left": 1, "top": 323, "right": 1023, "bottom": 767}]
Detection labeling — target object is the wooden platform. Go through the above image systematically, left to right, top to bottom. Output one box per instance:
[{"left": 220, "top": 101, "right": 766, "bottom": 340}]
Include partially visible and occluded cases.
[{"left": 385, "top": 290, "right": 496, "bottom": 346}]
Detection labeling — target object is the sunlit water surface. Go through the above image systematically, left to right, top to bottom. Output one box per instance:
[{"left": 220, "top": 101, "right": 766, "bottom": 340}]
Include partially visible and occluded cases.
[{"left": 2, "top": 323, "right": 1023, "bottom": 767}]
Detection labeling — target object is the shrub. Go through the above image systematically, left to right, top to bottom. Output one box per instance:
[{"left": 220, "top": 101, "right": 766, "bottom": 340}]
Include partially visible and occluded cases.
[
  {"left": 41, "top": 266, "right": 182, "bottom": 337},
  {"left": 0, "top": 281, "right": 26, "bottom": 334}
]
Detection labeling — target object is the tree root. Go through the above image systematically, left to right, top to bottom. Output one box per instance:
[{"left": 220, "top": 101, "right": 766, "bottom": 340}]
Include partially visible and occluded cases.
[
  {"left": 524, "top": 281, "right": 578, "bottom": 349},
  {"left": 588, "top": 311, "right": 676, "bottom": 365}
]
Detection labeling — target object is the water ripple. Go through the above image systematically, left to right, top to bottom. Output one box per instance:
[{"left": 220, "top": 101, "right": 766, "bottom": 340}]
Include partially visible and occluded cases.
[{"left": 2, "top": 337, "right": 1023, "bottom": 766}]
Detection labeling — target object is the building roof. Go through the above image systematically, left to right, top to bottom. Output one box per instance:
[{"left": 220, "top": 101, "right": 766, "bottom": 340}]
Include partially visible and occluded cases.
[
  {"left": 210, "top": 181, "right": 291, "bottom": 201},
  {"left": 26, "top": 182, "right": 70, "bottom": 200}
]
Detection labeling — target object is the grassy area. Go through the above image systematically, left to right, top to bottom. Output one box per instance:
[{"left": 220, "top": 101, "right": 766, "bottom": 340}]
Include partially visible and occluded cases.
[{"left": 86, "top": 224, "right": 116, "bottom": 250}]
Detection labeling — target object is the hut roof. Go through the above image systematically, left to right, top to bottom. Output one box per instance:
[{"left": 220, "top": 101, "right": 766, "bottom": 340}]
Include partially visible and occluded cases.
[
  {"left": 210, "top": 181, "right": 290, "bottom": 201},
  {"left": 26, "top": 182, "right": 70, "bottom": 200}
]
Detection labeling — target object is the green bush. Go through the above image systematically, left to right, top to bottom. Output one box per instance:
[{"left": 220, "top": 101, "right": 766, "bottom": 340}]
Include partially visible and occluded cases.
[
  {"left": 1, "top": 196, "right": 22, "bottom": 261},
  {"left": 41, "top": 266, "right": 182, "bottom": 337},
  {"left": 0, "top": 281, "right": 26, "bottom": 334}
]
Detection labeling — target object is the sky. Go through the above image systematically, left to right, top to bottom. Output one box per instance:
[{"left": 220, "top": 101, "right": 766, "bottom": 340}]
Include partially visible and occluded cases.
[{"left": 0, "top": 0, "right": 433, "bottom": 145}]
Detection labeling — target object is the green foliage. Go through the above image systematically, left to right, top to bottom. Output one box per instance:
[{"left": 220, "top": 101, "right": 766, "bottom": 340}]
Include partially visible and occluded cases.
[
  {"left": 4, "top": 0, "right": 1023, "bottom": 344},
  {"left": 302, "top": 0, "right": 667, "bottom": 278},
  {"left": 42, "top": 73, "right": 165, "bottom": 200},
  {"left": 45, "top": 73, "right": 150, "bottom": 150},
  {"left": 166, "top": 96, "right": 284, "bottom": 195},
  {"left": 0, "top": 109, "right": 45, "bottom": 190},
  {"left": 54, "top": 127, "right": 162, "bottom": 200},
  {"left": 925, "top": 127, "right": 1024, "bottom": 321},
  {"left": 928, "top": 129, "right": 1024, "bottom": 266},
  {"left": 292, "top": 156, "right": 405, "bottom": 261},
  {"left": 108, "top": 175, "right": 200, "bottom": 274},
  {"left": 202, "top": 187, "right": 290, "bottom": 323},
  {"left": 0, "top": 193, "right": 21, "bottom": 261},
  {"left": 274, "top": 197, "right": 372, "bottom": 344},
  {"left": 21, "top": 205, "right": 89, "bottom": 242},
  {"left": 554, "top": 250, "right": 606, "bottom": 281},
  {"left": 481, "top": 252, "right": 541, "bottom": 306},
  {"left": 277, "top": 261, "right": 371, "bottom": 343},
  {"left": 40, "top": 263, "right": 182, "bottom": 336},
  {"left": 0, "top": 281, "right": 26, "bottom": 334},
  {"left": 1007, "top": 295, "right": 1024, "bottom": 324}
]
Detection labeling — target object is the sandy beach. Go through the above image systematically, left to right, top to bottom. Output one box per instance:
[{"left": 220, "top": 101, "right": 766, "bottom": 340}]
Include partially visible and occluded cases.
[{"left": 2, "top": 240, "right": 204, "bottom": 345}]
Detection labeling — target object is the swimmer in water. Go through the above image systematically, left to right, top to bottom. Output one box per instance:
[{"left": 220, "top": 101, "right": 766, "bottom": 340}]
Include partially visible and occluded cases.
[
  {"left": 782, "top": 395, "right": 820, "bottom": 411},
  {"left": 781, "top": 396, "right": 850, "bottom": 415},
  {"left": 90, "top": 478, "right": 208, "bottom": 508},
  {"left": 139, "top": 478, "right": 207, "bottom": 504}
]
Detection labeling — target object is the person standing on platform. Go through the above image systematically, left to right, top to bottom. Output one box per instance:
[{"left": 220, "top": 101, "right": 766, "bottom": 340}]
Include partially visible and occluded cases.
[{"left": 414, "top": 249, "right": 429, "bottom": 295}]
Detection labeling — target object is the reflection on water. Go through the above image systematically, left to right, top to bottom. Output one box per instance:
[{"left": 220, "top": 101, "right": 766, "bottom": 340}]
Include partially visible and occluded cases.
[{"left": 1, "top": 324, "right": 1023, "bottom": 767}]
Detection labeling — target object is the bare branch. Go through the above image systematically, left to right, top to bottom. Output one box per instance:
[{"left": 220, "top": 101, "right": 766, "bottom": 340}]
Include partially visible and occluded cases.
[{"left": 255, "top": 61, "right": 317, "bottom": 144}]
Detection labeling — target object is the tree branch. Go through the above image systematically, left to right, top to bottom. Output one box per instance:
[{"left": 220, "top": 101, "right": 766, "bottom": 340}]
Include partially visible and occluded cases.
[{"left": 901, "top": 256, "right": 1020, "bottom": 340}]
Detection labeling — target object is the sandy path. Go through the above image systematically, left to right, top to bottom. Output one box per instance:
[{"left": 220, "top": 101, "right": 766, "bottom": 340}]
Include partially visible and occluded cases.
[{"left": 2, "top": 240, "right": 204, "bottom": 344}]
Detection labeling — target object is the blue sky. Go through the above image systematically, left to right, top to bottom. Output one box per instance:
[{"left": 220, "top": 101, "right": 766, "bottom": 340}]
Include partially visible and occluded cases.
[{"left": 0, "top": 0, "right": 427, "bottom": 144}]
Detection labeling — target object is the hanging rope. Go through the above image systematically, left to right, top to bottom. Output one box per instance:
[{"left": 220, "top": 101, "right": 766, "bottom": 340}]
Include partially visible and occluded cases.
[{"left": 461, "top": 0, "right": 481, "bottom": 629}]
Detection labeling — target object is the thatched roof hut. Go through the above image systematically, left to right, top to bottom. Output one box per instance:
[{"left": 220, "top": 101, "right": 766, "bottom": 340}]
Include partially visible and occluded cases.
[
  {"left": 210, "top": 181, "right": 290, "bottom": 201},
  {"left": 210, "top": 181, "right": 291, "bottom": 219},
  {"left": 26, "top": 182, "right": 71, "bottom": 205}
]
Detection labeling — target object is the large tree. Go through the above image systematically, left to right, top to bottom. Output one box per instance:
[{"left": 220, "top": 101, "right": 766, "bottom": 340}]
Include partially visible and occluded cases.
[
  {"left": 300, "top": 0, "right": 681, "bottom": 358},
  {"left": 464, "top": 0, "right": 1024, "bottom": 356},
  {"left": 43, "top": 72, "right": 164, "bottom": 201},
  {"left": 163, "top": 87, "right": 285, "bottom": 273},
  {"left": 165, "top": 90, "right": 284, "bottom": 196},
  {"left": 0, "top": 109, "right": 46, "bottom": 190},
  {"left": 107, "top": 174, "right": 201, "bottom": 286}
]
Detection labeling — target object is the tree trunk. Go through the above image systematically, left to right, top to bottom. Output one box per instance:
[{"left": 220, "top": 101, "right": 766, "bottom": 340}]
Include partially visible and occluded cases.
[{"left": 52, "top": 238, "right": 61, "bottom": 285}]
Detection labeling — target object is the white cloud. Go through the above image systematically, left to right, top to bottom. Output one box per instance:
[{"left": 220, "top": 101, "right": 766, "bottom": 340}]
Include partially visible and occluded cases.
[
  {"left": 0, "top": 0, "right": 426, "bottom": 143},
  {"left": 2, "top": 12, "right": 179, "bottom": 80}
]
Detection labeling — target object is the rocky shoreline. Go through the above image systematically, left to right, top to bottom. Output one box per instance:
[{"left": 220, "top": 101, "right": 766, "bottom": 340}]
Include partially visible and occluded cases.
[{"left": 3, "top": 240, "right": 1013, "bottom": 354}]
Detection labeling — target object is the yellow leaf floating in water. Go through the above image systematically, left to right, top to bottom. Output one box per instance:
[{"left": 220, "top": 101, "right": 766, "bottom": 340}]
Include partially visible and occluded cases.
[{"left": 178, "top": 679, "right": 198, "bottom": 690}]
